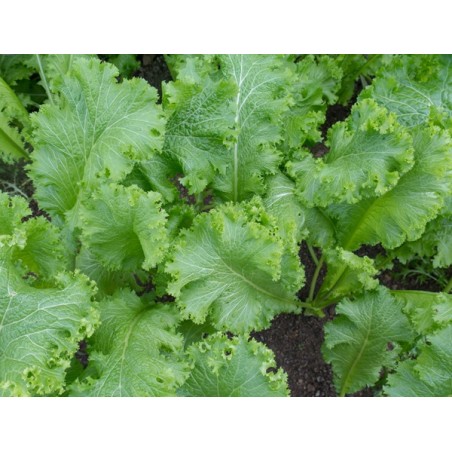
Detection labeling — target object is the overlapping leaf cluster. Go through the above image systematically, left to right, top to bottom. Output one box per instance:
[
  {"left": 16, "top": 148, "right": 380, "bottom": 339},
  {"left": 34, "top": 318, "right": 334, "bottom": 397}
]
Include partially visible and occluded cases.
[{"left": 0, "top": 54, "right": 450, "bottom": 397}]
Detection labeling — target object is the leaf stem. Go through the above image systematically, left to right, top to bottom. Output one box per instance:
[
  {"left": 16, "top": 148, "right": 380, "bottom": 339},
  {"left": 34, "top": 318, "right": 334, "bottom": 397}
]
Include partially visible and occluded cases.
[
  {"left": 36, "top": 55, "right": 54, "bottom": 105},
  {"left": 307, "top": 243, "right": 319, "bottom": 266},
  {"left": 308, "top": 255, "right": 325, "bottom": 302},
  {"left": 444, "top": 276, "right": 452, "bottom": 294}
]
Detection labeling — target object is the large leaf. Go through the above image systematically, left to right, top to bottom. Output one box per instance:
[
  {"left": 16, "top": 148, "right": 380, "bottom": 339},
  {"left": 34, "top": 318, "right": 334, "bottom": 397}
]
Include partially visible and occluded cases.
[
  {"left": 161, "top": 54, "right": 294, "bottom": 202},
  {"left": 213, "top": 54, "right": 293, "bottom": 202},
  {"left": 364, "top": 55, "right": 452, "bottom": 128},
  {"left": 29, "top": 58, "right": 165, "bottom": 227},
  {"left": 162, "top": 76, "right": 236, "bottom": 194},
  {"left": 288, "top": 99, "right": 414, "bottom": 207},
  {"left": 332, "top": 126, "right": 452, "bottom": 250},
  {"left": 79, "top": 183, "right": 168, "bottom": 272},
  {"left": 166, "top": 201, "right": 303, "bottom": 334},
  {"left": 0, "top": 256, "right": 98, "bottom": 396},
  {"left": 323, "top": 288, "right": 414, "bottom": 396},
  {"left": 71, "top": 289, "right": 188, "bottom": 396},
  {"left": 178, "top": 333, "right": 289, "bottom": 397}
]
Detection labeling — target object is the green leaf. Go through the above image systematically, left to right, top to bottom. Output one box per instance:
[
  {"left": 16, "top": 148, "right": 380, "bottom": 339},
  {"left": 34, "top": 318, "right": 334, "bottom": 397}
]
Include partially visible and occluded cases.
[
  {"left": 213, "top": 54, "right": 294, "bottom": 202},
  {"left": 334, "top": 54, "right": 388, "bottom": 105},
  {"left": 0, "top": 55, "right": 34, "bottom": 87},
  {"left": 104, "top": 55, "right": 140, "bottom": 78},
  {"left": 162, "top": 55, "right": 294, "bottom": 202},
  {"left": 283, "top": 55, "right": 342, "bottom": 148},
  {"left": 364, "top": 55, "right": 452, "bottom": 128},
  {"left": 29, "top": 58, "right": 165, "bottom": 227},
  {"left": 162, "top": 76, "right": 236, "bottom": 194},
  {"left": 0, "top": 77, "right": 30, "bottom": 162},
  {"left": 288, "top": 99, "right": 414, "bottom": 207},
  {"left": 332, "top": 126, "right": 452, "bottom": 250},
  {"left": 263, "top": 172, "right": 305, "bottom": 244},
  {"left": 80, "top": 183, "right": 168, "bottom": 272},
  {"left": 0, "top": 193, "right": 67, "bottom": 279},
  {"left": 166, "top": 200, "right": 303, "bottom": 334},
  {"left": 389, "top": 200, "right": 452, "bottom": 269},
  {"left": 75, "top": 246, "right": 133, "bottom": 296},
  {"left": 316, "top": 247, "right": 379, "bottom": 304},
  {"left": 0, "top": 257, "right": 98, "bottom": 396},
  {"left": 323, "top": 287, "right": 414, "bottom": 396},
  {"left": 71, "top": 289, "right": 188, "bottom": 396},
  {"left": 391, "top": 290, "right": 452, "bottom": 335},
  {"left": 385, "top": 325, "right": 452, "bottom": 396},
  {"left": 415, "top": 325, "right": 452, "bottom": 391},
  {"left": 178, "top": 333, "right": 289, "bottom": 397},
  {"left": 384, "top": 361, "right": 438, "bottom": 396}
]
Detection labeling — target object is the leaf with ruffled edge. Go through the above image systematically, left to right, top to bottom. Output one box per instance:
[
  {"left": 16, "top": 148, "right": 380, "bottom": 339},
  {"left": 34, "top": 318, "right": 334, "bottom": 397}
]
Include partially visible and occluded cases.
[
  {"left": 213, "top": 54, "right": 294, "bottom": 202},
  {"left": 283, "top": 55, "right": 342, "bottom": 148},
  {"left": 363, "top": 55, "right": 452, "bottom": 129},
  {"left": 29, "top": 58, "right": 165, "bottom": 228},
  {"left": 161, "top": 75, "right": 236, "bottom": 194},
  {"left": 0, "top": 77, "right": 30, "bottom": 162},
  {"left": 288, "top": 99, "right": 414, "bottom": 208},
  {"left": 331, "top": 126, "right": 452, "bottom": 251},
  {"left": 263, "top": 172, "right": 305, "bottom": 245},
  {"left": 79, "top": 183, "right": 168, "bottom": 272},
  {"left": 0, "top": 193, "right": 67, "bottom": 279},
  {"left": 166, "top": 200, "right": 304, "bottom": 334},
  {"left": 388, "top": 200, "right": 452, "bottom": 269},
  {"left": 315, "top": 247, "right": 379, "bottom": 305},
  {"left": 0, "top": 255, "right": 99, "bottom": 396},
  {"left": 323, "top": 287, "right": 414, "bottom": 396},
  {"left": 70, "top": 289, "right": 188, "bottom": 396},
  {"left": 391, "top": 290, "right": 452, "bottom": 335},
  {"left": 385, "top": 325, "right": 452, "bottom": 396},
  {"left": 178, "top": 333, "right": 289, "bottom": 397}
]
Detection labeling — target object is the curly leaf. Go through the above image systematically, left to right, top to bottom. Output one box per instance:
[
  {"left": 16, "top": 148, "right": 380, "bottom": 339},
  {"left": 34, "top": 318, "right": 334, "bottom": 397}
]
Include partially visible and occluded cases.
[
  {"left": 213, "top": 54, "right": 293, "bottom": 202},
  {"left": 283, "top": 55, "right": 342, "bottom": 148},
  {"left": 364, "top": 55, "right": 452, "bottom": 128},
  {"left": 29, "top": 58, "right": 165, "bottom": 226},
  {"left": 162, "top": 76, "right": 236, "bottom": 193},
  {"left": 0, "top": 77, "right": 29, "bottom": 162},
  {"left": 288, "top": 99, "right": 414, "bottom": 207},
  {"left": 332, "top": 126, "right": 452, "bottom": 250},
  {"left": 263, "top": 172, "right": 305, "bottom": 244},
  {"left": 80, "top": 183, "right": 168, "bottom": 272},
  {"left": 0, "top": 193, "right": 67, "bottom": 278},
  {"left": 389, "top": 200, "right": 452, "bottom": 269},
  {"left": 166, "top": 201, "right": 303, "bottom": 334},
  {"left": 316, "top": 248, "right": 379, "bottom": 304},
  {"left": 0, "top": 257, "right": 98, "bottom": 396},
  {"left": 323, "top": 287, "right": 414, "bottom": 396},
  {"left": 71, "top": 289, "right": 188, "bottom": 396},
  {"left": 392, "top": 290, "right": 452, "bottom": 335},
  {"left": 385, "top": 325, "right": 452, "bottom": 396},
  {"left": 178, "top": 333, "right": 289, "bottom": 397},
  {"left": 384, "top": 361, "right": 438, "bottom": 396}
]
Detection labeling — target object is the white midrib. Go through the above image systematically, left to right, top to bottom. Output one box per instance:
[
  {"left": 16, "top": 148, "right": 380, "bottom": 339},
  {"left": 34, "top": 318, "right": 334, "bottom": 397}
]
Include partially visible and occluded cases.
[
  {"left": 233, "top": 77, "right": 242, "bottom": 203},
  {"left": 118, "top": 311, "right": 143, "bottom": 396}
]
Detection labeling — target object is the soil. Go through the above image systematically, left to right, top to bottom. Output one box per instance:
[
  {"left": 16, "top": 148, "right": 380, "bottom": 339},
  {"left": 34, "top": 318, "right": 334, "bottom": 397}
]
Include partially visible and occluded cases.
[{"left": 1, "top": 55, "right": 448, "bottom": 397}]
